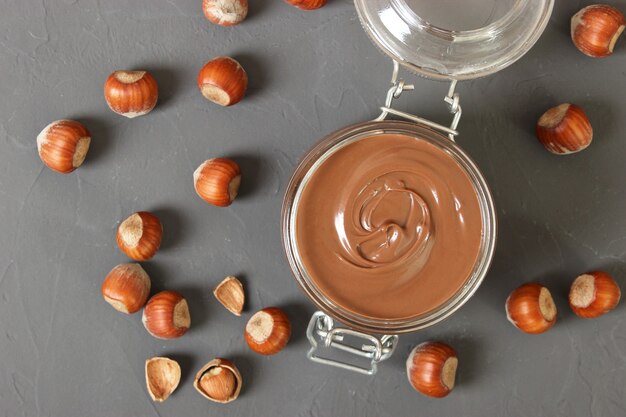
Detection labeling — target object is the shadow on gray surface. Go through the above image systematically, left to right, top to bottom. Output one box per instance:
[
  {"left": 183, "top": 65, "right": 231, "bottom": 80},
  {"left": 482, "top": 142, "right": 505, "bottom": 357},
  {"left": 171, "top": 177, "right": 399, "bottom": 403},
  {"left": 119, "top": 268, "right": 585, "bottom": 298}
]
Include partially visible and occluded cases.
[
  {"left": 246, "top": 0, "right": 272, "bottom": 23},
  {"left": 231, "top": 53, "right": 270, "bottom": 99},
  {"left": 146, "top": 66, "right": 183, "bottom": 110},
  {"left": 72, "top": 116, "right": 116, "bottom": 166},
  {"left": 227, "top": 152, "right": 272, "bottom": 199},
  {"left": 151, "top": 206, "right": 189, "bottom": 251},
  {"left": 280, "top": 300, "right": 316, "bottom": 345},
  {"left": 227, "top": 354, "right": 257, "bottom": 397}
]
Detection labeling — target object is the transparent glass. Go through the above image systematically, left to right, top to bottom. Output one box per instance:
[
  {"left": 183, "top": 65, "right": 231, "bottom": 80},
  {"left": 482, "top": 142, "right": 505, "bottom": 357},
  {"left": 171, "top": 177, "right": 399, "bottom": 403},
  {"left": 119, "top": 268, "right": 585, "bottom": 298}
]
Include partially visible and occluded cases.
[
  {"left": 355, "top": 0, "right": 554, "bottom": 80},
  {"left": 281, "top": 121, "right": 497, "bottom": 334}
]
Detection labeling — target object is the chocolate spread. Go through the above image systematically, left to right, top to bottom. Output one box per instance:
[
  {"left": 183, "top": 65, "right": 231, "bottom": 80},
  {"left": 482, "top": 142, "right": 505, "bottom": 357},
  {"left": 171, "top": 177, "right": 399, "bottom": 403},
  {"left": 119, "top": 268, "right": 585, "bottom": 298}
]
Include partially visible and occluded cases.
[{"left": 295, "top": 133, "right": 482, "bottom": 320}]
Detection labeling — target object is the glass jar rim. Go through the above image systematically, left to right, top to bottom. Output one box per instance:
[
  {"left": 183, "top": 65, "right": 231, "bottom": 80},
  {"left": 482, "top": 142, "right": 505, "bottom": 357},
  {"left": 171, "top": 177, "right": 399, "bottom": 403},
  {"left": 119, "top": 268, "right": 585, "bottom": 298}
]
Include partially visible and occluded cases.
[
  {"left": 354, "top": 0, "right": 554, "bottom": 80},
  {"left": 281, "top": 121, "right": 497, "bottom": 334}
]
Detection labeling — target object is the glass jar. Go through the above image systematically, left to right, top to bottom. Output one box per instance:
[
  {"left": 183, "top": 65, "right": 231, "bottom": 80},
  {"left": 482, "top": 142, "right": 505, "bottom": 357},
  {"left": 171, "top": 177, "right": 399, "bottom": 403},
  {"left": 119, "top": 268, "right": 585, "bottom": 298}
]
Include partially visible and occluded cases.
[{"left": 281, "top": 0, "right": 554, "bottom": 375}]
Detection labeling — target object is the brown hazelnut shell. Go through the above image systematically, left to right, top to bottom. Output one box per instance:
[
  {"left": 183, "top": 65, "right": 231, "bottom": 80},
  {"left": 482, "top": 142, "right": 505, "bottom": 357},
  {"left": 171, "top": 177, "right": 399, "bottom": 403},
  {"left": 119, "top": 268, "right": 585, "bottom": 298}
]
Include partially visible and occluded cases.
[
  {"left": 202, "top": 0, "right": 248, "bottom": 26},
  {"left": 284, "top": 0, "right": 326, "bottom": 10},
  {"left": 571, "top": 5, "right": 625, "bottom": 58},
  {"left": 197, "top": 57, "right": 247, "bottom": 106},
  {"left": 104, "top": 70, "right": 158, "bottom": 118},
  {"left": 536, "top": 104, "right": 592, "bottom": 155},
  {"left": 37, "top": 120, "right": 91, "bottom": 174},
  {"left": 193, "top": 158, "right": 241, "bottom": 207},
  {"left": 116, "top": 211, "right": 163, "bottom": 261},
  {"left": 101, "top": 263, "right": 151, "bottom": 314},
  {"left": 569, "top": 271, "right": 621, "bottom": 318},
  {"left": 213, "top": 276, "right": 245, "bottom": 316},
  {"left": 506, "top": 283, "right": 557, "bottom": 334},
  {"left": 142, "top": 291, "right": 190, "bottom": 339},
  {"left": 244, "top": 307, "right": 291, "bottom": 355},
  {"left": 406, "top": 341, "right": 458, "bottom": 398},
  {"left": 145, "top": 357, "right": 181, "bottom": 402}
]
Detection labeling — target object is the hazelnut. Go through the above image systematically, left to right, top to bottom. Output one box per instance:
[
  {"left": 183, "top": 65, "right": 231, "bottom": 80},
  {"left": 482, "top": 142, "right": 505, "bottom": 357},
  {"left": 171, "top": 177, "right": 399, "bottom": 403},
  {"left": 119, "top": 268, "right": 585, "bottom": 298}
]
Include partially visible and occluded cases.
[
  {"left": 203, "top": 0, "right": 248, "bottom": 26},
  {"left": 284, "top": 0, "right": 326, "bottom": 10},
  {"left": 571, "top": 5, "right": 625, "bottom": 58},
  {"left": 197, "top": 57, "right": 247, "bottom": 106},
  {"left": 104, "top": 70, "right": 158, "bottom": 118},
  {"left": 536, "top": 103, "right": 593, "bottom": 155},
  {"left": 37, "top": 120, "right": 91, "bottom": 174},
  {"left": 193, "top": 158, "right": 241, "bottom": 207},
  {"left": 116, "top": 211, "right": 163, "bottom": 261},
  {"left": 101, "top": 263, "right": 151, "bottom": 314},
  {"left": 569, "top": 271, "right": 621, "bottom": 318},
  {"left": 213, "top": 276, "right": 245, "bottom": 316},
  {"left": 505, "top": 283, "right": 557, "bottom": 334},
  {"left": 142, "top": 291, "right": 191, "bottom": 339},
  {"left": 244, "top": 307, "right": 291, "bottom": 355},
  {"left": 406, "top": 341, "right": 458, "bottom": 398},
  {"left": 145, "top": 357, "right": 181, "bottom": 402},
  {"left": 193, "top": 358, "right": 242, "bottom": 403}
]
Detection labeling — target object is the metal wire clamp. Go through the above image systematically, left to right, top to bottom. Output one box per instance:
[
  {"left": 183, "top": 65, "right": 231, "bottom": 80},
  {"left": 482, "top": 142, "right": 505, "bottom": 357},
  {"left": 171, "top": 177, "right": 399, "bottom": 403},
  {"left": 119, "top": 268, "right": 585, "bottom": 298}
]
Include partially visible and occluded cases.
[
  {"left": 376, "top": 60, "right": 462, "bottom": 142},
  {"left": 306, "top": 311, "right": 399, "bottom": 375}
]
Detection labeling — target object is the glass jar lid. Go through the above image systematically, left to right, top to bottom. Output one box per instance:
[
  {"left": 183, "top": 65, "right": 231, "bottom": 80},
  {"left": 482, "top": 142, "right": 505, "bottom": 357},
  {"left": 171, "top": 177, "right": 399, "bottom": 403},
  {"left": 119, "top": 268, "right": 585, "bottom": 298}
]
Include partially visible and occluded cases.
[{"left": 354, "top": 0, "right": 554, "bottom": 80}]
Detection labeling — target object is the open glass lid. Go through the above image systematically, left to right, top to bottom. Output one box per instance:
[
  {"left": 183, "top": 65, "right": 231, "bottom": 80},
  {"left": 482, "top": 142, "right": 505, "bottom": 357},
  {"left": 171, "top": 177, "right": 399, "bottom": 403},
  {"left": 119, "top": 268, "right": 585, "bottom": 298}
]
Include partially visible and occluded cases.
[{"left": 355, "top": 0, "right": 554, "bottom": 80}]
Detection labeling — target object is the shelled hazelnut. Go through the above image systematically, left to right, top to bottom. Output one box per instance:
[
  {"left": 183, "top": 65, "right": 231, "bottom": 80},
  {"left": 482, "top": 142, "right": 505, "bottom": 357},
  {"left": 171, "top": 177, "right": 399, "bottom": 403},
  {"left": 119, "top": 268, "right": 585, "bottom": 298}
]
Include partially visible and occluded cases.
[
  {"left": 203, "top": 0, "right": 248, "bottom": 26},
  {"left": 571, "top": 5, "right": 625, "bottom": 57},
  {"left": 197, "top": 57, "right": 247, "bottom": 106},
  {"left": 104, "top": 70, "right": 158, "bottom": 118},
  {"left": 536, "top": 104, "right": 592, "bottom": 155},
  {"left": 37, "top": 120, "right": 91, "bottom": 173},
  {"left": 194, "top": 158, "right": 241, "bottom": 207},
  {"left": 116, "top": 211, "right": 163, "bottom": 261},
  {"left": 101, "top": 263, "right": 151, "bottom": 314},
  {"left": 569, "top": 271, "right": 621, "bottom": 318},
  {"left": 505, "top": 283, "right": 557, "bottom": 334},
  {"left": 142, "top": 291, "right": 191, "bottom": 339},
  {"left": 244, "top": 307, "right": 291, "bottom": 355},
  {"left": 406, "top": 341, "right": 458, "bottom": 398},
  {"left": 145, "top": 357, "right": 181, "bottom": 402},
  {"left": 193, "top": 358, "right": 242, "bottom": 403}
]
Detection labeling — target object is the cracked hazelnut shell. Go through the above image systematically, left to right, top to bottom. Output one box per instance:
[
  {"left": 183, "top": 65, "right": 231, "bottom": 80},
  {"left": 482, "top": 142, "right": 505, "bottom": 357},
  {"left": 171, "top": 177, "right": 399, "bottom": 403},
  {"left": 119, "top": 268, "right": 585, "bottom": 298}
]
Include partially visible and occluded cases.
[{"left": 193, "top": 358, "right": 242, "bottom": 403}]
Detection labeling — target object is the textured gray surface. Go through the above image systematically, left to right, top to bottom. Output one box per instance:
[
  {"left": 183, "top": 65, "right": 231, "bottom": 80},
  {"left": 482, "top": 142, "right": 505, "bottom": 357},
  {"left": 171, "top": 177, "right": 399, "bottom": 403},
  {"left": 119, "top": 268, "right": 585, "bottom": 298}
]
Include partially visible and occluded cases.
[{"left": 1, "top": 0, "right": 626, "bottom": 416}]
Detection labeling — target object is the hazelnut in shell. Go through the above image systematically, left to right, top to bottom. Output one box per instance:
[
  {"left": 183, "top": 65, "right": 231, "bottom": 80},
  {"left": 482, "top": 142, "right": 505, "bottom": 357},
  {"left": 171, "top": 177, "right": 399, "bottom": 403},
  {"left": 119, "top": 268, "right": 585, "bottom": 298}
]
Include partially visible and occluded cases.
[
  {"left": 203, "top": 0, "right": 248, "bottom": 26},
  {"left": 284, "top": 0, "right": 326, "bottom": 10},
  {"left": 571, "top": 5, "right": 625, "bottom": 58},
  {"left": 197, "top": 57, "right": 247, "bottom": 106},
  {"left": 104, "top": 70, "right": 158, "bottom": 118},
  {"left": 536, "top": 104, "right": 592, "bottom": 155},
  {"left": 37, "top": 120, "right": 91, "bottom": 174},
  {"left": 193, "top": 158, "right": 241, "bottom": 207},
  {"left": 116, "top": 211, "right": 163, "bottom": 261},
  {"left": 101, "top": 263, "right": 151, "bottom": 314},
  {"left": 569, "top": 271, "right": 621, "bottom": 318},
  {"left": 505, "top": 283, "right": 557, "bottom": 334},
  {"left": 142, "top": 291, "right": 191, "bottom": 339},
  {"left": 244, "top": 307, "right": 291, "bottom": 355},
  {"left": 406, "top": 341, "right": 458, "bottom": 398}
]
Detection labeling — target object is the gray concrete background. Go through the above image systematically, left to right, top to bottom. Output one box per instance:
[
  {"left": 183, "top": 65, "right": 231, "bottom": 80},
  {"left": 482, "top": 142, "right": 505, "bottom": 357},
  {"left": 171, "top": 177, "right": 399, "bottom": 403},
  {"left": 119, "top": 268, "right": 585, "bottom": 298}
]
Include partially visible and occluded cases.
[{"left": 1, "top": 0, "right": 625, "bottom": 416}]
